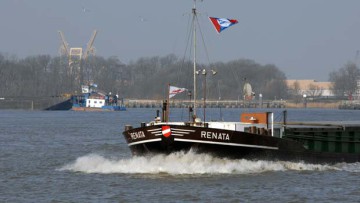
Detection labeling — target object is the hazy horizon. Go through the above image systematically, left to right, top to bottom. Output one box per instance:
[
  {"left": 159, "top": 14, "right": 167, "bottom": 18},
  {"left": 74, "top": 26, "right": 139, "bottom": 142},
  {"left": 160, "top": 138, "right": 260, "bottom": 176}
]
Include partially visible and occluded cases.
[{"left": 2, "top": 0, "right": 360, "bottom": 81}]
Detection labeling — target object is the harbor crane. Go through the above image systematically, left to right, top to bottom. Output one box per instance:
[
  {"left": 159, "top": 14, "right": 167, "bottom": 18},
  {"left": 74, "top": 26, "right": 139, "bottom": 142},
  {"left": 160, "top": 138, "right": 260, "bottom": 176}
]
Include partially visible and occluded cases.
[
  {"left": 58, "top": 30, "right": 98, "bottom": 88},
  {"left": 58, "top": 30, "right": 97, "bottom": 62},
  {"left": 83, "top": 30, "right": 97, "bottom": 60},
  {"left": 58, "top": 31, "right": 70, "bottom": 57}
]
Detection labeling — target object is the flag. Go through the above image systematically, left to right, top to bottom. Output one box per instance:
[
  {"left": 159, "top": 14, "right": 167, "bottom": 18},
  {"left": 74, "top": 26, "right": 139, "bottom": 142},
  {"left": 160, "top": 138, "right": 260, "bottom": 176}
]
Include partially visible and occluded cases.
[
  {"left": 209, "top": 17, "right": 238, "bottom": 33},
  {"left": 81, "top": 85, "right": 89, "bottom": 93},
  {"left": 169, "top": 86, "right": 187, "bottom": 98},
  {"left": 162, "top": 126, "right": 171, "bottom": 137}
]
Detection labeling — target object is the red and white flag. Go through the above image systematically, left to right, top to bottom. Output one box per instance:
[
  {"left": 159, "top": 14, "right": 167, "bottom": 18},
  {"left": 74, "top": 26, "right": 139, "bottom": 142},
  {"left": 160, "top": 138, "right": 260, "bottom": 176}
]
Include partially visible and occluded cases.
[
  {"left": 209, "top": 17, "right": 238, "bottom": 33},
  {"left": 169, "top": 86, "right": 187, "bottom": 99},
  {"left": 162, "top": 126, "right": 171, "bottom": 137}
]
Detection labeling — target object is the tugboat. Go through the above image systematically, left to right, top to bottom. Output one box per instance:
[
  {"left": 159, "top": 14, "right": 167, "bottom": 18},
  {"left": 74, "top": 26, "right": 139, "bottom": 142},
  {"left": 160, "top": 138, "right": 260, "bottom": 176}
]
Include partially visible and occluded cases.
[
  {"left": 122, "top": 1, "right": 360, "bottom": 164},
  {"left": 71, "top": 83, "right": 126, "bottom": 111}
]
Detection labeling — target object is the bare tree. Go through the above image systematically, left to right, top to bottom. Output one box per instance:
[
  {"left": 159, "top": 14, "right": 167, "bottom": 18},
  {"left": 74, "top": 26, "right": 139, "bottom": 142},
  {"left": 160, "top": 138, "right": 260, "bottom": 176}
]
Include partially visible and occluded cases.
[
  {"left": 329, "top": 62, "right": 360, "bottom": 97},
  {"left": 289, "top": 81, "right": 302, "bottom": 103},
  {"left": 306, "top": 84, "right": 323, "bottom": 98}
]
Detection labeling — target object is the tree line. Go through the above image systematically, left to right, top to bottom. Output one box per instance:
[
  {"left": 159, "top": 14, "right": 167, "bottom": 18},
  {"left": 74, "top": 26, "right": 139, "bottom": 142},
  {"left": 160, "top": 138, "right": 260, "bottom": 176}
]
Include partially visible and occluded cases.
[{"left": 0, "top": 53, "right": 358, "bottom": 100}]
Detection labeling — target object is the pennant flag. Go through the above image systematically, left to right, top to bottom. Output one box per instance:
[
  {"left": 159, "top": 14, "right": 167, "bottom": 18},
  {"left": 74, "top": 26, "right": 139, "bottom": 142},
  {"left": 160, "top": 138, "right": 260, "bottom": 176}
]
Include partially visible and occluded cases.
[
  {"left": 209, "top": 17, "right": 238, "bottom": 33},
  {"left": 169, "top": 86, "right": 187, "bottom": 98}
]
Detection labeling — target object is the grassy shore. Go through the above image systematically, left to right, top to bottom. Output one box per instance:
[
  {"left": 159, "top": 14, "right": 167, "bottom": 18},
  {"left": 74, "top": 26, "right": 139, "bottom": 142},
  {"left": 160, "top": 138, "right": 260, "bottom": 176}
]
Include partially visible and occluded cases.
[{"left": 285, "top": 101, "right": 341, "bottom": 109}]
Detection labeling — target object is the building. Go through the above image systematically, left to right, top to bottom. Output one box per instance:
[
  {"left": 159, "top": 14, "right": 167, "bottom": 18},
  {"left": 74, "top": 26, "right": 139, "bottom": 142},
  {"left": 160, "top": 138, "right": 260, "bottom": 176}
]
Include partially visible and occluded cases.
[{"left": 286, "top": 80, "right": 334, "bottom": 97}]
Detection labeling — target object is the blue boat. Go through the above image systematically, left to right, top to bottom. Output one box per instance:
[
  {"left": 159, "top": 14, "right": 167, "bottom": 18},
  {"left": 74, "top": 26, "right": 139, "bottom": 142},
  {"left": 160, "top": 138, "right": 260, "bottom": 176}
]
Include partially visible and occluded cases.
[{"left": 71, "top": 84, "right": 126, "bottom": 111}]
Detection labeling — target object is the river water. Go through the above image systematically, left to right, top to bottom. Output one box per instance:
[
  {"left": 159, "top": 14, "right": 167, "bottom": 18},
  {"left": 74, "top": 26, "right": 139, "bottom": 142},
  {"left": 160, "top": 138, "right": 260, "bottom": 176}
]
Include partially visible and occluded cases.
[{"left": 1, "top": 108, "right": 360, "bottom": 202}]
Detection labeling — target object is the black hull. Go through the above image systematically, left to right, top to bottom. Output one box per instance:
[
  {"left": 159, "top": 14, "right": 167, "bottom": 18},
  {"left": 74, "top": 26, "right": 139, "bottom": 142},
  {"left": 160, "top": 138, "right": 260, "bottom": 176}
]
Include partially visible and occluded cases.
[
  {"left": 45, "top": 99, "right": 72, "bottom": 110},
  {"left": 123, "top": 125, "right": 360, "bottom": 164}
]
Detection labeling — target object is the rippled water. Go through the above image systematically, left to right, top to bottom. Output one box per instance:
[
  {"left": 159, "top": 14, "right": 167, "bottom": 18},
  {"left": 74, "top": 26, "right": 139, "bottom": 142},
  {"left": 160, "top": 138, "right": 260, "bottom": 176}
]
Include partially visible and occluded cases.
[{"left": 1, "top": 108, "right": 360, "bottom": 202}]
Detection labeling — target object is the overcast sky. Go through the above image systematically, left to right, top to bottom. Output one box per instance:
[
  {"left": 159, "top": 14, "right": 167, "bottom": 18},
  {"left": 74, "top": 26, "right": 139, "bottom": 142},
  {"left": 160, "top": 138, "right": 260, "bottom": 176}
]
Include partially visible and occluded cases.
[{"left": 1, "top": 0, "right": 360, "bottom": 81}]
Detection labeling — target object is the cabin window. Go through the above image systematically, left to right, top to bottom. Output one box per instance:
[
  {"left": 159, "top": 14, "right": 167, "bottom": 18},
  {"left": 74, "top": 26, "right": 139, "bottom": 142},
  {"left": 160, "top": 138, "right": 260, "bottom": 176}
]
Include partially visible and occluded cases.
[{"left": 94, "top": 101, "right": 97, "bottom": 104}]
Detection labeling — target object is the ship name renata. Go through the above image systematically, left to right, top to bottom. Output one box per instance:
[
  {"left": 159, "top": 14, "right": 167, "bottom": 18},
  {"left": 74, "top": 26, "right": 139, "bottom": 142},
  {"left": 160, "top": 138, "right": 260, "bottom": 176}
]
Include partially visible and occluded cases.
[
  {"left": 130, "top": 131, "right": 145, "bottom": 140},
  {"left": 201, "top": 131, "right": 230, "bottom": 140}
]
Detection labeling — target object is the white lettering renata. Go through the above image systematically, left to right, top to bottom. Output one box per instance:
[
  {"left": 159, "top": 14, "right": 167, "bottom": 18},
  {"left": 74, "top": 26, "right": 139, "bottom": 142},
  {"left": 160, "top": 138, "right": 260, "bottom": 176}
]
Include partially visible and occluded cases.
[
  {"left": 130, "top": 131, "right": 146, "bottom": 140},
  {"left": 201, "top": 131, "right": 230, "bottom": 141}
]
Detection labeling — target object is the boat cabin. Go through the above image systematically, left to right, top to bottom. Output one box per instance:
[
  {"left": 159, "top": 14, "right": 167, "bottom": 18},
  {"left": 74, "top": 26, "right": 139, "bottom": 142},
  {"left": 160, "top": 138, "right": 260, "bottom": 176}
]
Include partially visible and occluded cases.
[{"left": 86, "top": 98, "right": 105, "bottom": 108}]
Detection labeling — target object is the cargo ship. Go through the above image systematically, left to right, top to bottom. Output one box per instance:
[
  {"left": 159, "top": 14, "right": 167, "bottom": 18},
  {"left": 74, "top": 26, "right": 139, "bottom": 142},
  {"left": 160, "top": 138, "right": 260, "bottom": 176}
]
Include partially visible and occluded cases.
[
  {"left": 122, "top": 1, "right": 360, "bottom": 164},
  {"left": 71, "top": 84, "right": 126, "bottom": 111},
  {"left": 123, "top": 110, "right": 360, "bottom": 164}
]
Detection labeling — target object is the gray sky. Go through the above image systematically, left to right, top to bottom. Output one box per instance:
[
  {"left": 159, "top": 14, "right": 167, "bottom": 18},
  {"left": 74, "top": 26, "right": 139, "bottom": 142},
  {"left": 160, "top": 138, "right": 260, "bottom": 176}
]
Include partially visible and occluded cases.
[{"left": 1, "top": 0, "right": 360, "bottom": 81}]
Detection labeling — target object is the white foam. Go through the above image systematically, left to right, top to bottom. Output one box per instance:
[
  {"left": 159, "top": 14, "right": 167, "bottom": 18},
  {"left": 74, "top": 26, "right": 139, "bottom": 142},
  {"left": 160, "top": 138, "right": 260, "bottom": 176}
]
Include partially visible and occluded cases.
[
  {"left": 59, "top": 151, "right": 360, "bottom": 175},
  {"left": 333, "top": 162, "right": 360, "bottom": 172}
]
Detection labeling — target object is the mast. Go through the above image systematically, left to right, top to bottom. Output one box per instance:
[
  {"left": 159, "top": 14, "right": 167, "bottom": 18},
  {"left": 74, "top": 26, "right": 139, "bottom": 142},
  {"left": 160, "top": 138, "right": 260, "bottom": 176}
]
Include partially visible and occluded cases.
[
  {"left": 192, "top": 0, "right": 197, "bottom": 119},
  {"left": 167, "top": 84, "right": 170, "bottom": 122}
]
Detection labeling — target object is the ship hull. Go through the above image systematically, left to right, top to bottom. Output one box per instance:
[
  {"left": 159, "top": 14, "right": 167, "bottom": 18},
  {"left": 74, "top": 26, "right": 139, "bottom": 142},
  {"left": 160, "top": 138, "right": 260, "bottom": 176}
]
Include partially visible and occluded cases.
[
  {"left": 72, "top": 106, "right": 126, "bottom": 111},
  {"left": 123, "top": 124, "right": 360, "bottom": 164}
]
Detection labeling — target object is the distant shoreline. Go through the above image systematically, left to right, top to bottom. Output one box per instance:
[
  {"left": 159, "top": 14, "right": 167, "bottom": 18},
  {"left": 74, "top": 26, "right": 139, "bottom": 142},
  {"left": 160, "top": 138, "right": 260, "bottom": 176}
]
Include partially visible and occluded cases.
[
  {"left": 1, "top": 98, "right": 358, "bottom": 110},
  {"left": 285, "top": 101, "right": 341, "bottom": 109}
]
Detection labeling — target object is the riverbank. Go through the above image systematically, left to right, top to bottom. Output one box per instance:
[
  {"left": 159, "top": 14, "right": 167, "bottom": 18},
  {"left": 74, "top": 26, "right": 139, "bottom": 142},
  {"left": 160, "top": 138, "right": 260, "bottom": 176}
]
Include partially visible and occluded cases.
[
  {"left": 0, "top": 97, "right": 70, "bottom": 110},
  {"left": 0, "top": 98, "right": 354, "bottom": 110},
  {"left": 123, "top": 99, "right": 343, "bottom": 109},
  {"left": 286, "top": 101, "right": 341, "bottom": 109}
]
